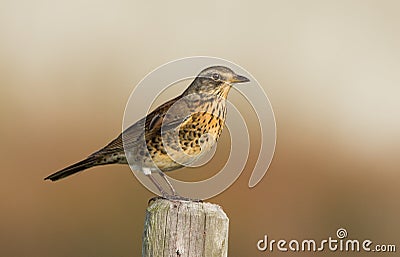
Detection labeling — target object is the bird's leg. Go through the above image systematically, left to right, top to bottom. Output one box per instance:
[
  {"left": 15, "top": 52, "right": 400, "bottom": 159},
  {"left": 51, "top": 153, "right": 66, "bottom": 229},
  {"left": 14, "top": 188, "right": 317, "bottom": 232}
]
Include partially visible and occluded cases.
[
  {"left": 146, "top": 170, "right": 202, "bottom": 202},
  {"left": 157, "top": 170, "right": 177, "bottom": 196},
  {"left": 156, "top": 171, "right": 202, "bottom": 202},
  {"left": 146, "top": 173, "right": 169, "bottom": 197}
]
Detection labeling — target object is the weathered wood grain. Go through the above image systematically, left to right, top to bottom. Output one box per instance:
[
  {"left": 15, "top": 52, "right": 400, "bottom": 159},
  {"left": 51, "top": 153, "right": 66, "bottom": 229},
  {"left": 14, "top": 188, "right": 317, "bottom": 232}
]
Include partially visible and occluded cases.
[{"left": 142, "top": 199, "right": 229, "bottom": 257}]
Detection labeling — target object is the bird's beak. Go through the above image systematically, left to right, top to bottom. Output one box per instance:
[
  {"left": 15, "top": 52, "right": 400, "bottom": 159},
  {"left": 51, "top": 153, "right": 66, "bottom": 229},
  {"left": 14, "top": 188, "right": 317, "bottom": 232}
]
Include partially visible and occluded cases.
[{"left": 231, "top": 74, "right": 250, "bottom": 84}]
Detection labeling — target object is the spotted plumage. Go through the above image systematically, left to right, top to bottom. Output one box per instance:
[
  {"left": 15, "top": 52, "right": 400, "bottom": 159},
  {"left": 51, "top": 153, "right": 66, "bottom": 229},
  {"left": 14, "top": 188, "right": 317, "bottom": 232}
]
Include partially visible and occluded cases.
[{"left": 45, "top": 66, "right": 250, "bottom": 199}]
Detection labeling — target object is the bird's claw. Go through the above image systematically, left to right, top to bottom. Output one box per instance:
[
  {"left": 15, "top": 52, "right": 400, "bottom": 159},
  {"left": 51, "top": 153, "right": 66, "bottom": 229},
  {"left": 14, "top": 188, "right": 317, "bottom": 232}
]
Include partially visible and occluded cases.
[{"left": 148, "top": 194, "right": 202, "bottom": 205}]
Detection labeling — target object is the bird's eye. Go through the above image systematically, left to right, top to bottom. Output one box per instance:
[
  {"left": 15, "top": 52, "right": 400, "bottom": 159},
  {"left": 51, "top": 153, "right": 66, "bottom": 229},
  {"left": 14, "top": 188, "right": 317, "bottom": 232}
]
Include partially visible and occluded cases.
[{"left": 211, "top": 73, "right": 220, "bottom": 81}]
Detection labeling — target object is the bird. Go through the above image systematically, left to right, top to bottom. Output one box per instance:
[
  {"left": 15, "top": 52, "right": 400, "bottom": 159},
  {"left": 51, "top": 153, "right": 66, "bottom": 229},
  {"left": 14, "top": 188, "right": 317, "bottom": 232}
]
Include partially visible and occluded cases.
[{"left": 45, "top": 66, "right": 250, "bottom": 199}]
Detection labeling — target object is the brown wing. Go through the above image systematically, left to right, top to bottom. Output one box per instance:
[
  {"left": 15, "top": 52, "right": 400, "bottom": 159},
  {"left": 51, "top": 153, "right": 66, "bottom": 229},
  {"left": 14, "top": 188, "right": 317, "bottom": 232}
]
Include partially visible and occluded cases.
[{"left": 91, "top": 95, "right": 183, "bottom": 156}]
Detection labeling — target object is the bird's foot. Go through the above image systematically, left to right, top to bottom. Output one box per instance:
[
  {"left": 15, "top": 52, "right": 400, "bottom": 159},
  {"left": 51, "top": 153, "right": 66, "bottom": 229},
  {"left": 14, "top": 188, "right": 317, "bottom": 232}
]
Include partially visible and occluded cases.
[
  {"left": 148, "top": 194, "right": 202, "bottom": 205},
  {"left": 165, "top": 194, "right": 203, "bottom": 202}
]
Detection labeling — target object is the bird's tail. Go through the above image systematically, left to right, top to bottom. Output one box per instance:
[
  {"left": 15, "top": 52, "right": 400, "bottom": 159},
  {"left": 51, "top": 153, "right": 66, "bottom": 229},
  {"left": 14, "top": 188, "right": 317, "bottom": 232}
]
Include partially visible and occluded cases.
[{"left": 44, "top": 156, "right": 99, "bottom": 181}]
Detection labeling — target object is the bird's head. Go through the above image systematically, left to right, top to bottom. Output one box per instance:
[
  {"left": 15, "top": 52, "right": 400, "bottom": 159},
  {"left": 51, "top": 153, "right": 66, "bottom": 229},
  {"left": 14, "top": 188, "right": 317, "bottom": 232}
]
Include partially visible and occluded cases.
[{"left": 183, "top": 66, "right": 250, "bottom": 98}]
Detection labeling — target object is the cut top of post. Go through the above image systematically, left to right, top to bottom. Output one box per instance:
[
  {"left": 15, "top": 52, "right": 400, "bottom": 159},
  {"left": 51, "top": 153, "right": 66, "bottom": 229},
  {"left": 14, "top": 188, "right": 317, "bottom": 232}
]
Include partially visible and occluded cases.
[{"left": 142, "top": 199, "right": 229, "bottom": 257}]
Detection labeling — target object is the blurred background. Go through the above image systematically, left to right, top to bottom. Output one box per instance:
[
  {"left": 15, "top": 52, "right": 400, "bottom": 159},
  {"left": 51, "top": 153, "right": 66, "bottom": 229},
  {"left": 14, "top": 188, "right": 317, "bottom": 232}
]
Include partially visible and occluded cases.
[{"left": 1, "top": 1, "right": 399, "bottom": 256}]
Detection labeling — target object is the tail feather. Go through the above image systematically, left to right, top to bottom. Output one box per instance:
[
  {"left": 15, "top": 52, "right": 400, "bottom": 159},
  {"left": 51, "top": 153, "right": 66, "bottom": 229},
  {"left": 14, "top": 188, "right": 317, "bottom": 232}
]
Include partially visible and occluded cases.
[{"left": 45, "top": 156, "right": 99, "bottom": 181}]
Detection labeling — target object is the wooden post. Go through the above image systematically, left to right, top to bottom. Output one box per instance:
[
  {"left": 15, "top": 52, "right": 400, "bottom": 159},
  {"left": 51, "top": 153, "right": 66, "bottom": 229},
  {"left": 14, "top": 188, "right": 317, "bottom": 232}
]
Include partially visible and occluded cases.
[{"left": 142, "top": 198, "right": 229, "bottom": 257}]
